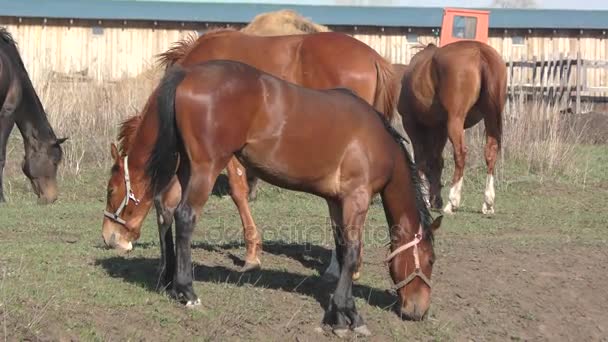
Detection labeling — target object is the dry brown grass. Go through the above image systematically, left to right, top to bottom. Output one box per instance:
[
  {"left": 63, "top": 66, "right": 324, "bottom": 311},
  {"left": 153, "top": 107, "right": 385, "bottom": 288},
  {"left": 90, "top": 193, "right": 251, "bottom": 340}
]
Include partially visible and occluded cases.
[
  {"left": 35, "top": 68, "right": 161, "bottom": 175},
  {"left": 33, "top": 72, "right": 595, "bottom": 182},
  {"left": 463, "top": 96, "right": 598, "bottom": 184}
]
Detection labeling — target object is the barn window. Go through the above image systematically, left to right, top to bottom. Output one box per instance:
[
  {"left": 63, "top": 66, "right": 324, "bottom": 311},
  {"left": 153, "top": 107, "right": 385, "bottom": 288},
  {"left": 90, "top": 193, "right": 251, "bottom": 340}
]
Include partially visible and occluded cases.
[
  {"left": 452, "top": 16, "right": 477, "bottom": 39},
  {"left": 92, "top": 26, "right": 104, "bottom": 35},
  {"left": 406, "top": 33, "right": 418, "bottom": 44},
  {"left": 512, "top": 36, "right": 525, "bottom": 46}
]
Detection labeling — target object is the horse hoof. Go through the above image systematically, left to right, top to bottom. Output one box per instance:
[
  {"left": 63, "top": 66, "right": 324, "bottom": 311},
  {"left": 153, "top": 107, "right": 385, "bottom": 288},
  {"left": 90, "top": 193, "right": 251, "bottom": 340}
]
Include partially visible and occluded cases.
[
  {"left": 482, "top": 203, "right": 494, "bottom": 215},
  {"left": 442, "top": 204, "right": 455, "bottom": 215},
  {"left": 239, "top": 260, "right": 261, "bottom": 273},
  {"left": 352, "top": 271, "right": 361, "bottom": 281},
  {"left": 186, "top": 298, "right": 201, "bottom": 307},
  {"left": 353, "top": 325, "right": 372, "bottom": 337},
  {"left": 333, "top": 328, "right": 350, "bottom": 338}
]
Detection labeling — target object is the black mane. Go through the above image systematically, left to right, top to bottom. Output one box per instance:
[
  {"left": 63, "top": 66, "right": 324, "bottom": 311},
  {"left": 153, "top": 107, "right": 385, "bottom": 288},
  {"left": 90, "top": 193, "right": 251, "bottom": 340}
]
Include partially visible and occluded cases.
[
  {"left": 0, "top": 27, "right": 29, "bottom": 73},
  {"left": 0, "top": 27, "right": 54, "bottom": 135},
  {"left": 0, "top": 27, "right": 16, "bottom": 45},
  {"left": 373, "top": 110, "right": 435, "bottom": 243}
]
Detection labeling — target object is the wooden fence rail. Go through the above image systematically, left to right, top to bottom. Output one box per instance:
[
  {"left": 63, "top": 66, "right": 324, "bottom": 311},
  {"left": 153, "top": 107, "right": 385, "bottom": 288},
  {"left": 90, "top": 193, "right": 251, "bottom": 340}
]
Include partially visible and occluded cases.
[{"left": 506, "top": 53, "right": 608, "bottom": 115}]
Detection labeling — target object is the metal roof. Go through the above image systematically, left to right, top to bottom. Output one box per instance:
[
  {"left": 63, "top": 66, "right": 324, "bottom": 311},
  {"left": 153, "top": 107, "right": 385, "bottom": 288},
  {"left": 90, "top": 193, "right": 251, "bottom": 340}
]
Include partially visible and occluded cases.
[{"left": 1, "top": 0, "right": 607, "bottom": 30}]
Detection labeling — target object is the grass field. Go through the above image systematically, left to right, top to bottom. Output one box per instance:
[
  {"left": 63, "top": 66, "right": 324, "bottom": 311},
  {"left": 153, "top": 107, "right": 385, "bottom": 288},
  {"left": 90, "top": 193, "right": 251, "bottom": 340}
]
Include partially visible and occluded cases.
[{"left": 1, "top": 138, "right": 607, "bottom": 340}]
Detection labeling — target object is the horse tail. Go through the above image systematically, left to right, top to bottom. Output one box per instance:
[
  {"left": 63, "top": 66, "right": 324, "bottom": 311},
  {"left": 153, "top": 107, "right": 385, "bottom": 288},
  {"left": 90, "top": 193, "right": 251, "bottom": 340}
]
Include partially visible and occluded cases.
[
  {"left": 480, "top": 48, "right": 507, "bottom": 150},
  {"left": 373, "top": 57, "right": 399, "bottom": 123},
  {"left": 146, "top": 65, "right": 187, "bottom": 195}
]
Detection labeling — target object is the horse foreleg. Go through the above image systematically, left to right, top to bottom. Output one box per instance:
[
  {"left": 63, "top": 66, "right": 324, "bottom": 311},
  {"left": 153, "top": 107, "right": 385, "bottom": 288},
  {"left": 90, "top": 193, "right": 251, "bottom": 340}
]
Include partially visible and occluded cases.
[
  {"left": 0, "top": 114, "right": 15, "bottom": 203},
  {"left": 443, "top": 118, "right": 466, "bottom": 214},
  {"left": 482, "top": 135, "right": 499, "bottom": 215},
  {"left": 226, "top": 157, "right": 262, "bottom": 272},
  {"left": 325, "top": 190, "right": 371, "bottom": 337},
  {"left": 323, "top": 199, "right": 362, "bottom": 282}
]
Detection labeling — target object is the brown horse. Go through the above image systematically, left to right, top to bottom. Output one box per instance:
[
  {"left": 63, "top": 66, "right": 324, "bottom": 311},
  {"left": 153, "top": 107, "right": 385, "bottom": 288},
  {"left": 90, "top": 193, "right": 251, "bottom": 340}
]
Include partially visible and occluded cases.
[
  {"left": 0, "top": 28, "right": 67, "bottom": 204},
  {"left": 103, "top": 29, "right": 402, "bottom": 280},
  {"left": 398, "top": 41, "right": 506, "bottom": 214},
  {"left": 103, "top": 60, "right": 441, "bottom": 332}
]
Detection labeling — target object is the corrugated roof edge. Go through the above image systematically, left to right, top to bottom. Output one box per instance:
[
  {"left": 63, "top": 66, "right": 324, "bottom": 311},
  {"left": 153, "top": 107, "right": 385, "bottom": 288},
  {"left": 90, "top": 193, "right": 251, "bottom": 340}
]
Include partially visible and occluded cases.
[{"left": 0, "top": 0, "right": 607, "bottom": 30}]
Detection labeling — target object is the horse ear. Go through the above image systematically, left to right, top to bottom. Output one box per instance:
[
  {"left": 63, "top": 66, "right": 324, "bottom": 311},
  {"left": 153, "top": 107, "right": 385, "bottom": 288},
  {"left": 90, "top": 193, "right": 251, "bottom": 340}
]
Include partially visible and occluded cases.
[
  {"left": 55, "top": 137, "right": 68, "bottom": 146},
  {"left": 110, "top": 143, "right": 119, "bottom": 162},
  {"left": 430, "top": 215, "right": 443, "bottom": 232}
]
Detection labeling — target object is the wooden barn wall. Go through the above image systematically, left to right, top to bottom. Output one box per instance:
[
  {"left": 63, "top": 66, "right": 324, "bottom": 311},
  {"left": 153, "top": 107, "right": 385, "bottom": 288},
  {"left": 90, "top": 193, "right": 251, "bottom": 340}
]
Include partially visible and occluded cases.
[{"left": 1, "top": 17, "right": 606, "bottom": 89}]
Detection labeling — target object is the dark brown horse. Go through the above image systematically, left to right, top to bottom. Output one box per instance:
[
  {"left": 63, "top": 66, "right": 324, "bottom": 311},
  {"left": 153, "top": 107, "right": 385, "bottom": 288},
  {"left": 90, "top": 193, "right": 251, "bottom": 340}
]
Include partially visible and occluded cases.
[
  {"left": 0, "top": 28, "right": 67, "bottom": 204},
  {"left": 103, "top": 29, "right": 402, "bottom": 280},
  {"left": 398, "top": 41, "right": 506, "bottom": 214},
  {"left": 102, "top": 60, "right": 441, "bottom": 331}
]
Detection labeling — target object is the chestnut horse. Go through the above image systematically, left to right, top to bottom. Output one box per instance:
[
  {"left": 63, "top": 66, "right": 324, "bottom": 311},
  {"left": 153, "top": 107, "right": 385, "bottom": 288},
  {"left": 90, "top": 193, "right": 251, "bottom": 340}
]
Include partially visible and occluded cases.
[
  {"left": 0, "top": 28, "right": 67, "bottom": 204},
  {"left": 104, "top": 29, "right": 402, "bottom": 280},
  {"left": 398, "top": 41, "right": 506, "bottom": 214},
  {"left": 103, "top": 60, "right": 441, "bottom": 332}
]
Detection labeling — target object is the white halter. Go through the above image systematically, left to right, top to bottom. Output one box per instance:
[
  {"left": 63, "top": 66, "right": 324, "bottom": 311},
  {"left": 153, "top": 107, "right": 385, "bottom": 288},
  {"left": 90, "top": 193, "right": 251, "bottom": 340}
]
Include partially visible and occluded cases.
[
  {"left": 104, "top": 156, "right": 140, "bottom": 225},
  {"left": 385, "top": 224, "right": 432, "bottom": 291}
]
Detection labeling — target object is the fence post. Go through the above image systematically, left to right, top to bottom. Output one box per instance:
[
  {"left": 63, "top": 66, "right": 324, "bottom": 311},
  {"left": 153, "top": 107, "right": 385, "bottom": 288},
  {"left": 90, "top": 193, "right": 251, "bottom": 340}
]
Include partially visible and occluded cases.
[{"left": 576, "top": 51, "right": 581, "bottom": 114}]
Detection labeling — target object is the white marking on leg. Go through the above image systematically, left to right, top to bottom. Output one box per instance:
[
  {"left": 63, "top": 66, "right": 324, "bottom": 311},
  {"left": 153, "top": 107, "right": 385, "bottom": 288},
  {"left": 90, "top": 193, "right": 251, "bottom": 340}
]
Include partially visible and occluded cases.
[
  {"left": 236, "top": 167, "right": 243, "bottom": 176},
  {"left": 482, "top": 174, "right": 495, "bottom": 215},
  {"left": 443, "top": 177, "right": 463, "bottom": 214},
  {"left": 158, "top": 214, "right": 164, "bottom": 225},
  {"left": 323, "top": 248, "right": 340, "bottom": 280},
  {"left": 186, "top": 298, "right": 201, "bottom": 307}
]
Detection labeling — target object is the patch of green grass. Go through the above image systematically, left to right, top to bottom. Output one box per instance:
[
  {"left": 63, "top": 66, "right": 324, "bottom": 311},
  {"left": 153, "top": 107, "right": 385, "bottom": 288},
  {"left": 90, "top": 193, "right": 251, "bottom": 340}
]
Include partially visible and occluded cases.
[{"left": 1, "top": 143, "right": 607, "bottom": 340}]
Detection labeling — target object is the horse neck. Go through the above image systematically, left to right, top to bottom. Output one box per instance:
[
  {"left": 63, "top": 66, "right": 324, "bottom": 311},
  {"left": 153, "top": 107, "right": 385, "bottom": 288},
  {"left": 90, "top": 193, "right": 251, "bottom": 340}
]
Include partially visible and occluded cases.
[
  {"left": 14, "top": 76, "right": 57, "bottom": 150},
  {"left": 126, "top": 98, "right": 159, "bottom": 187},
  {"left": 381, "top": 149, "right": 421, "bottom": 241}
]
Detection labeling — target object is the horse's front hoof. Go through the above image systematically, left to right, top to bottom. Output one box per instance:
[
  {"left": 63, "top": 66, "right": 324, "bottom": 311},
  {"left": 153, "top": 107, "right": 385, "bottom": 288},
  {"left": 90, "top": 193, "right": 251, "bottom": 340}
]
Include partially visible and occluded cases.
[
  {"left": 239, "top": 259, "right": 261, "bottom": 272},
  {"left": 186, "top": 298, "right": 201, "bottom": 307},
  {"left": 353, "top": 324, "right": 372, "bottom": 337},
  {"left": 332, "top": 328, "right": 350, "bottom": 339}
]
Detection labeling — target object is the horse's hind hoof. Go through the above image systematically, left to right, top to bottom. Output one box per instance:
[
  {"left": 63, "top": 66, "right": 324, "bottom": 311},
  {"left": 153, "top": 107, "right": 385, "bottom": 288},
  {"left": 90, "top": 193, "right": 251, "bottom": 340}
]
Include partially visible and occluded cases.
[
  {"left": 482, "top": 203, "right": 495, "bottom": 215},
  {"left": 239, "top": 260, "right": 261, "bottom": 273},
  {"left": 352, "top": 271, "right": 361, "bottom": 281},
  {"left": 186, "top": 298, "right": 201, "bottom": 307},
  {"left": 353, "top": 324, "right": 372, "bottom": 337},
  {"left": 333, "top": 328, "right": 350, "bottom": 339}
]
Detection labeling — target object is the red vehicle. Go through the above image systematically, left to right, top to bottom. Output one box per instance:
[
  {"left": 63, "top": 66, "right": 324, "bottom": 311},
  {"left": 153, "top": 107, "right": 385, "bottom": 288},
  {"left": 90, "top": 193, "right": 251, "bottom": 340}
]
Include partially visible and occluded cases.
[{"left": 439, "top": 8, "right": 490, "bottom": 46}]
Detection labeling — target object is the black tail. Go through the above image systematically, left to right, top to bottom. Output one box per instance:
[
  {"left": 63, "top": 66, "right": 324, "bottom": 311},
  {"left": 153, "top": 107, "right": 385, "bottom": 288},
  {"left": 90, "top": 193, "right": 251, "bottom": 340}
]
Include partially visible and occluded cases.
[{"left": 145, "top": 65, "right": 187, "bottom": 196}]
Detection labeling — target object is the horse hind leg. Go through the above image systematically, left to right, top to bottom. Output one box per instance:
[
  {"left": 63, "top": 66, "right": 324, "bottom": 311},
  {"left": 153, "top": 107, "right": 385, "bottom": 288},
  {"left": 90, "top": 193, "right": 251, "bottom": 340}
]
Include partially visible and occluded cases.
[
  {"left": 443, "top": 116, "right": 467, "bottom": 214},
  {"left": 482, "top": 122, "right": 499, "bottom": 215},
  {"left": 171, "top": 157, "right": 228, "bottom": 306},
  {"left": 226, "top": 157, "right": 262, "bottom": 272},
  {"left": 154, "top": 177, "right": 181, "bottom": 291}
]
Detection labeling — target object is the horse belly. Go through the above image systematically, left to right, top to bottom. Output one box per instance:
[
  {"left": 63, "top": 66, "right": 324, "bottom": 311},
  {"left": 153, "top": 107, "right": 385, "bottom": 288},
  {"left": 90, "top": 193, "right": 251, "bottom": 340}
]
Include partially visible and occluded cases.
[{"left": 236, "top": 140, "right": 342, "bottom": 196}]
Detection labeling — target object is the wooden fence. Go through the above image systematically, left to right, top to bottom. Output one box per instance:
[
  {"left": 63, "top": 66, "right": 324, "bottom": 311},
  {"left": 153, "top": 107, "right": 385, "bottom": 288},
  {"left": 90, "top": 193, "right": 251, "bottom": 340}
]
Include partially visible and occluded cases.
[{"left": 506, "top": 53, "right": 608, "bottom": 116}]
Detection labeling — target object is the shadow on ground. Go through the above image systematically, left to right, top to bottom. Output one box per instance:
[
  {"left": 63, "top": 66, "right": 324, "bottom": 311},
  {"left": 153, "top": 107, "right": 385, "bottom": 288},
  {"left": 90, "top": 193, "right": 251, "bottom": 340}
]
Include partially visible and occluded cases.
[{"left": 96, "top": 242, "right": 397, "bottom": 313}]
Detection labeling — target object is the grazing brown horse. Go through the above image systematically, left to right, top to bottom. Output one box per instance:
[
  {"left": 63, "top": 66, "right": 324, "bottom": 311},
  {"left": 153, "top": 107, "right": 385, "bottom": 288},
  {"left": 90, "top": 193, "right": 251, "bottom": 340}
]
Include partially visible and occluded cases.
[
  {"left": 0, "top": 28, "right": 67, "bottom": 204},
  {"left": 104, "top": 29, "right": 401, "bottom": 280},
  {"left": 398, "top": 41, "right": 506, "bottom": 214},
  {"left": 102, "top": 60, "right": 441, "bottom": 330}
]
